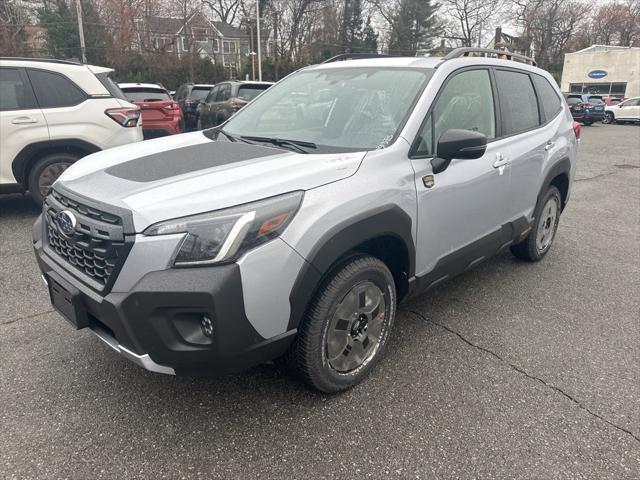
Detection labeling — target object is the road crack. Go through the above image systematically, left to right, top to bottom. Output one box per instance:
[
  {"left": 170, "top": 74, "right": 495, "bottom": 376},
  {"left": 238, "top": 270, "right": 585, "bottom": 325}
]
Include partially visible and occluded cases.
[
  {"left": 573, "top": 172, "right": 616, "bottom": 182},
  {"left": 0, "top": 309, "right": 55, "bottom": 326},
  {"left": 405, "top": 309, "right": 640, "bottom": 444}
]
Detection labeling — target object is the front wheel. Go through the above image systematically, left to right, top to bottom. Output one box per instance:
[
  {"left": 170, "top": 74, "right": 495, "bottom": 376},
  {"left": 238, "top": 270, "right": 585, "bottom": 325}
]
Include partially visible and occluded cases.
[
  {"left": 603, "top": 112, "right": 614, "bottom": 124},
  {"left": 510, "top": 186, "right": 561, "bottom": 262},
  {"left": 288, "top": 255, "right": 396, "bottom": 393}
]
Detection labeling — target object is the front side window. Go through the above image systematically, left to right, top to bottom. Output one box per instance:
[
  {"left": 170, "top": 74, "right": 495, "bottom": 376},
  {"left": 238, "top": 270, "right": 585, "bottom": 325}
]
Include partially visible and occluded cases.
[
  {"left": 224, "top": 67, "right": 430, "bottom": 152},
  {"left": 0, "top": 68, "right": 37, "bottom": 111},
  {"left": 27, "top": 69, "right": 86, "bottom": 108},
  {"left": 414, "top": 69, "right": 495, "bottom": 157},
  {"left": 495, "top": 69, "right": 540, "bottom": 136},
  {"left": 533, "top": 74, "right": 562, "bottom": 121},
  {"left": 217, "top": 84, "right": 231, "bottom": 102},
  {"left": 206, "top": 86, "right": 219, "bottom": 103},
  {"left": 190, "top": 87, "right": 212, "bottom": 101}
]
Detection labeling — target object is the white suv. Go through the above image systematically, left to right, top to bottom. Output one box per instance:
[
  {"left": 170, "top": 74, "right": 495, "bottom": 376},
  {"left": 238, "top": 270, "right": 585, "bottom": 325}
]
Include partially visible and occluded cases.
[{"left": 0, "top": 58, "right": 143, "bottom": 205}]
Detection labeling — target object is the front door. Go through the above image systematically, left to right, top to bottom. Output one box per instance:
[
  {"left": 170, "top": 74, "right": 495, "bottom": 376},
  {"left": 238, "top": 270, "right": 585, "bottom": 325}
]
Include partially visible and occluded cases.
[
  {"left": 0, "top": 67, "right": 49, "bottom": 185},
  {"left": 410, "top": 68, "right": 511, "bottom": 284}
]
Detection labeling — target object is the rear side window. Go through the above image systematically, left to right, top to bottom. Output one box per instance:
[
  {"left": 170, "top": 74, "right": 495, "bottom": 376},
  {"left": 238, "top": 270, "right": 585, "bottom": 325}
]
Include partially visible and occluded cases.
[
  {"left": 0, "top": 68, "right": 37, "bottom": 111},
  {"left": 27, "top": 69, "right": 86, "bottom": 108},
  {"left": 414, "top": 69, "right": 495, "bottom": 157},
  {"left": 495, "top": 70, "right": 540, "bottom": 135},
  {"left": 96, "top": 72, "right": 126, "bottom": 100},
  {"left": 532, "top": 75, "right": 562, "bottom": 121},
  {"left": 217, "top": 84, "right": 231, "bottom": 102},
  {"left": 237, "top": 85, "right": 270, "bottom": 101}
]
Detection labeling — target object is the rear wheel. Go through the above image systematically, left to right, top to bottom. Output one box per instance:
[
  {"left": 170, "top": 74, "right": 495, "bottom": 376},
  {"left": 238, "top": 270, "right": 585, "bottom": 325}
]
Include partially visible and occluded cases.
[
  {"left": 603, "top": 112, "right": 614, "bottom": 124},
  {"left": 28, "top": 152, "right": 78, "bottom": 206},
  {"left": 510, "top": 186, "right": 561, "bottom": 262},
  {"left": 287, "top": 255, "right": 396, "bottom": 393}
]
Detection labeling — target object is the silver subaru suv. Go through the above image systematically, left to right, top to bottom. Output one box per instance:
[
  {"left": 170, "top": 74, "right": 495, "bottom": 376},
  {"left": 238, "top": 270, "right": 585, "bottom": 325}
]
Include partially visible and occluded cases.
[{"left": 33, "top": 49, "right": 577, "bottom": 392}]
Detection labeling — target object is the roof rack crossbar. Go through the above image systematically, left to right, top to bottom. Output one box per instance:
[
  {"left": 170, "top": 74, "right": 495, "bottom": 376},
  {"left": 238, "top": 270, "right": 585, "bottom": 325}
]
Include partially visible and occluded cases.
[
  {"left": 441, "top": 47, "right": 537, "bottom": 67},
  {"left": 322, "top": 53, "right": 396, "bottom": 63}
]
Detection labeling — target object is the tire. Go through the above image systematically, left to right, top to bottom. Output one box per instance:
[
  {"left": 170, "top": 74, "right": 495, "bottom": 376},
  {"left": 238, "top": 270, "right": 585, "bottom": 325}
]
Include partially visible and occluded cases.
[
  {"left": 603, "top": 112, "right": 614, "bottom": 124},
  {"left": 583, "top": 120, "right": 593, "bottom": 126},
  {"left": 28, "top": 152, "right": 78, "bottom": 206},
  {"left": 510, "top": 186, "right": 561, "bottom": 262},
  {"left": 286, "top": 255, "right": 396, "bottom": 393}
]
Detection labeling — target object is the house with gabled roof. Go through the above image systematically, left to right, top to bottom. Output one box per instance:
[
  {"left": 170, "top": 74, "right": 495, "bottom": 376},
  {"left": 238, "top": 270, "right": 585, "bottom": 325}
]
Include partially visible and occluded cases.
[{"left": 136, "top": 11, "right": 252, "bottom": 78}]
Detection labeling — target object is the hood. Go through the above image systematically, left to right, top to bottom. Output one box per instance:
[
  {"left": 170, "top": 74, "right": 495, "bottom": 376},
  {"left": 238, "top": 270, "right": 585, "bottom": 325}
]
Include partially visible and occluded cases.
[{"left": 56, "top": 132, "right": 365, "bottom": 231}]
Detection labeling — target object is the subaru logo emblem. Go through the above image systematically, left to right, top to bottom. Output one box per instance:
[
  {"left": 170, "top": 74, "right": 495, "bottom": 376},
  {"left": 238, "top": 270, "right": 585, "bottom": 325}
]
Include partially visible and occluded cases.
[{"left": 55, "top": 210, "right": 77, "bottom": 237}]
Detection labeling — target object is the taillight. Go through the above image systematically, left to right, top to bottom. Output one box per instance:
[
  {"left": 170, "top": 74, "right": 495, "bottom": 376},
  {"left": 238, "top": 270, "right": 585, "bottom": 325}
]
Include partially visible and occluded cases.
[
  {"left": 164, "top": 102, "right": 180, "bottom": 110},
  {"left": 105, "top": 108, "right": 140, "bottom": 127},
  {"left": 572, "top": 121, "right": 581, "bottom": 140}
]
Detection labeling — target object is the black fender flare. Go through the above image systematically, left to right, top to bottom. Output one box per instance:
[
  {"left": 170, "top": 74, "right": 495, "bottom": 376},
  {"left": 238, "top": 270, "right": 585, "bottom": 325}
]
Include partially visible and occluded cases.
[
  {"left": 12, "top": 139, "right": 101, "bottom": 185},
  {"left": 537, "top": 157, "right": 571, "bottom": 212},
  {"left": 287, "top": 205, "right": 415, "bottom": 330}
]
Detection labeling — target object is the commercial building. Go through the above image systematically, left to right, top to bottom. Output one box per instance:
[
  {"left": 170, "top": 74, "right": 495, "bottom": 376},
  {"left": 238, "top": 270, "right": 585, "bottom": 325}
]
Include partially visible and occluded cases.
[{"left": 561, "top": 45, "right": 640, "bottom": 97}]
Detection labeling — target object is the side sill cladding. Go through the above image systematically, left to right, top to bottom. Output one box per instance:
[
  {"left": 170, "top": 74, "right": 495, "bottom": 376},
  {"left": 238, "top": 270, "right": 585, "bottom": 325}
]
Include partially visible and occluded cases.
[{"left": 287, "top": 205, "right": 415, "bottom": 331}]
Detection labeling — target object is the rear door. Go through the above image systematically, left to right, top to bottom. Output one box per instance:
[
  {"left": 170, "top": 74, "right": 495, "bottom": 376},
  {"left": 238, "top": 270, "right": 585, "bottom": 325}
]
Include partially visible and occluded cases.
[
  {"left": 0, "top": 67, "right": 49, "bottom": 185},
  {"left": 411, "top": 68, "right": 512, "bottom": 280},
  {"left": 492, "top": 68, "right": 548, "bottom": 223},
  {"left": 213, "top": 83, "right": 231, "bottom": 125},
  {"left": 201, "top": 86, "right": 219, "bottom": 128}
]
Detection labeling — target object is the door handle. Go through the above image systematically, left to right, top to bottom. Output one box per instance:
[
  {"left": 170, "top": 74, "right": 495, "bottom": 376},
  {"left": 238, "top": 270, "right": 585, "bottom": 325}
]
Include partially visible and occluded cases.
[
  {"left": 12, "top": 117, "right": 38, "bottom": 125},
  {"left": 544, "top": 141, "right": 555, "bottom": 151},
  {"left": 493, "top": 152, "right": 510, "bottom": 168}
]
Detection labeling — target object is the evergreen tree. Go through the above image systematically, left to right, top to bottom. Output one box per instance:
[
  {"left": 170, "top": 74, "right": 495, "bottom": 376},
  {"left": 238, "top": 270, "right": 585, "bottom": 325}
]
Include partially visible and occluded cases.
[
  {"left": 388, "top": 0, "right": 440, "bottom": 55},
  {"left": 38, "top": 2, "right": 80, "bottom": 60},
  {"left": 360, "top": 16, "right": 378, "bottom": 52}
]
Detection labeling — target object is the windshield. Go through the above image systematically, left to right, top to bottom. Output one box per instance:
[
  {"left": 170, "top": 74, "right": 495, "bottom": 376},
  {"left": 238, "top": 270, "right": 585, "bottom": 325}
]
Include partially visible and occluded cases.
[
  {"left": 224, "top": 67, "right": 431, "bottom": 152},
  {"left": 238, "top": 85, "right": 271, "bottom": 101},
  {"left": 191, "top": 87, "right": 212, "bottom": 100},
  {"left": 121, "top": 88, "right": 170, "bottom": 102}
]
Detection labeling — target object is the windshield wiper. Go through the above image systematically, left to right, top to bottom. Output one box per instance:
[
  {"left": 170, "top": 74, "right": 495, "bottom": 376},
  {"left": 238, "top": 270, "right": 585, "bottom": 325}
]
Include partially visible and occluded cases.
[{"left": 240, "top": 136, "right": 317, "bottom": 154}]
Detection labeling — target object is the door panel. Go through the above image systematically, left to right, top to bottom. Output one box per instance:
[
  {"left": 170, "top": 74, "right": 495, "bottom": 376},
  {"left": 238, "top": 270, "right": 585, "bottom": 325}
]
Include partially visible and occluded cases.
[
  {"left": 0, "top": 68, "right": 49, "bottom": 185},
  {"left": 411, "top": 68, "right": 510, "bottom": 276}
]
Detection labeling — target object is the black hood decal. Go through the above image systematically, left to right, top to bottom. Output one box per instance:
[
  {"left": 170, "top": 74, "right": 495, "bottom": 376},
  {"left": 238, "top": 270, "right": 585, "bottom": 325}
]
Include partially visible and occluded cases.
[{"left": 105, "top": 140, "right": 286, "bottom": 183}]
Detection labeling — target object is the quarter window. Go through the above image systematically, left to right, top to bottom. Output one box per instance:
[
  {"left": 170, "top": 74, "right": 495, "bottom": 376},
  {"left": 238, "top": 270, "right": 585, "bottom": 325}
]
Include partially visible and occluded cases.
[
  {"left": 0, "top": 68, "right": 37, "bottom": 111},
  {"left": 27, "top": 69, "right": 86, "bottom": 108},
  {"left": 414, "top": 69, "right": 495, "bottom": 157},
  {"left": 495, "top": 70, "right": 540, "bottom": 135},
  {"left": 532, "top": 74, "right": 562, "bottom": 121}
]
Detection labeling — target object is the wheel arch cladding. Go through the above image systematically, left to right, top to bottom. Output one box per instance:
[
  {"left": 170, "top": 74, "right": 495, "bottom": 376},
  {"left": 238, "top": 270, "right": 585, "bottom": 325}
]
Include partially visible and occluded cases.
[
  {"left": 12, "top": 139, "right": 101, "bottom": 185},
  {"left": 540, "top": 157, "right": 571, "bottom": 212},
  {"left": 287, "top": 205, "right": 415, "bottom": 331}
]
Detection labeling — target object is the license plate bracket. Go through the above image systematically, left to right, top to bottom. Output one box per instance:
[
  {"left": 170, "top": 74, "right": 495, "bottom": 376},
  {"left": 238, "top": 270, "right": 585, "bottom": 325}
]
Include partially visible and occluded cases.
[{"left": 47, "top": 272, "right": 89, "bottom": 329}]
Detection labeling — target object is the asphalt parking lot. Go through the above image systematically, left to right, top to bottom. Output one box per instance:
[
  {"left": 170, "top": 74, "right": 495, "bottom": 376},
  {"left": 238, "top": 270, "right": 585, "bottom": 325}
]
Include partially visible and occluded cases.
[{"left": 1, "top": 124, "right": 639, "bottom": 479}]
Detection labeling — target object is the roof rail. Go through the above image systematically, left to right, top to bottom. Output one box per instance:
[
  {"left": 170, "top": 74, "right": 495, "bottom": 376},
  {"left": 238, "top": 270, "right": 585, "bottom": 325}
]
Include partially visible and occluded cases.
[
  {"left": 441, "top": 47, "right": 537, "bottom": 67},
  {"left": 322, "top": 53, "right": 396, "bottom": 63},
  {"left": 0, "top": 56, "right": 83, "bottom": 66}
]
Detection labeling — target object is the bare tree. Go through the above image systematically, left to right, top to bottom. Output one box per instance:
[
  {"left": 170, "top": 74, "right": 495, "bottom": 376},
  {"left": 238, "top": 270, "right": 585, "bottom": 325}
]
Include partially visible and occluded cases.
[
  {"left": 203, "top": 0, "right": 242, "bottom": 24},
  {"left": 441, "top": 0, "right": 508, "bottom": 47},
  {"left": 513, "top": 0, "right": 588, "bottom": 72}
]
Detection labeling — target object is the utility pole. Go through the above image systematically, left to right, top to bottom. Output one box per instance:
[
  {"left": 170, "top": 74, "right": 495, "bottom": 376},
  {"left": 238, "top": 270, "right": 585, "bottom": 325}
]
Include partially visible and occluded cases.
[
  {"left": 75, "top": 0, "right": 87, "bottom": 63},
  {"left": 256, "top": 0, "right": 262, "bottom": 82}
]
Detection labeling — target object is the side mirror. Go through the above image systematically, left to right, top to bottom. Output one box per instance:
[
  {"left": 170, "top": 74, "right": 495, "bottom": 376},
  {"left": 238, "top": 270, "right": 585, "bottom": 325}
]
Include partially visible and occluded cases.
[{"left": 431, "top": 129, "right": 488, "bottom": 174}]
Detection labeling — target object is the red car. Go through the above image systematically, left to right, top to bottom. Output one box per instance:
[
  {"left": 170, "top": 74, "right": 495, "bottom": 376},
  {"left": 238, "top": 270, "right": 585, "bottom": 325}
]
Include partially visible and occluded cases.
[{"left": 118, "top": 83, "right": 183, "bottom": 139}]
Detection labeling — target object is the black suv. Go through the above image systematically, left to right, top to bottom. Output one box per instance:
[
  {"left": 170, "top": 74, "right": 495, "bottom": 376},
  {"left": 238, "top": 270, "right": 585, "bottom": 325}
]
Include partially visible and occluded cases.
[
  {"left": 173, "top": 83, "right": 215, "bottom": 131},
  {"left": 565, "top": 94, "right": 605, "bottom": 125}
]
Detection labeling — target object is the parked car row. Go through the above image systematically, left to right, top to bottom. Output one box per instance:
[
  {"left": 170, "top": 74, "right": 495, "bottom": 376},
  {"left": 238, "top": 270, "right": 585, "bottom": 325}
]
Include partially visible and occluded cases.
[{"left": 564, "top": 93, "right": 640, "bottom": 126}]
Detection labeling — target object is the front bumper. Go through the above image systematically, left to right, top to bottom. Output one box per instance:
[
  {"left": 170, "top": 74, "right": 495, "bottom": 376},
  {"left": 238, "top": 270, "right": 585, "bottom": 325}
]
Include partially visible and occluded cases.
[{"left": 34, "top": 229, "right": 296, "bottom": 376}]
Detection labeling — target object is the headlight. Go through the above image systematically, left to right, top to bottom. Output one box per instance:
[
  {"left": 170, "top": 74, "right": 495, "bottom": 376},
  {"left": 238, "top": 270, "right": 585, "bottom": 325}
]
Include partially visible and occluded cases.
[{"left": 144, "top": 191, "right": 304, "bottom": 266}]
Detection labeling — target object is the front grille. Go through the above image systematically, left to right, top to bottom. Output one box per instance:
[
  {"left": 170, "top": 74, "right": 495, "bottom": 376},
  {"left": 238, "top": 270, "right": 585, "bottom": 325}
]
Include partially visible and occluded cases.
[{"left": 44, "top": 189, "right": 133, "bottom": 293}]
